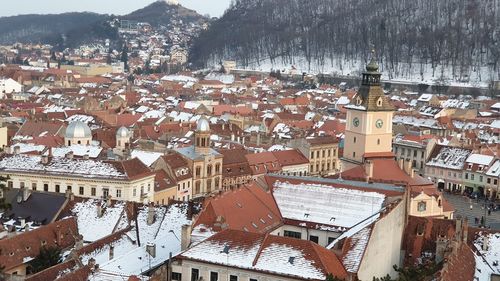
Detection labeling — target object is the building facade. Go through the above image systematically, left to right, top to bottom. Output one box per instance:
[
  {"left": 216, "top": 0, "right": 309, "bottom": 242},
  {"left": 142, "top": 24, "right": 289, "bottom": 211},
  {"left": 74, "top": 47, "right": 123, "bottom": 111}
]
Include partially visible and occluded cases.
[
  {"left": 342, "top": 55, "right": 395, "bottom": 170},
  {"left": 288, "top": 136, "right": 340, "bottom": 176}
]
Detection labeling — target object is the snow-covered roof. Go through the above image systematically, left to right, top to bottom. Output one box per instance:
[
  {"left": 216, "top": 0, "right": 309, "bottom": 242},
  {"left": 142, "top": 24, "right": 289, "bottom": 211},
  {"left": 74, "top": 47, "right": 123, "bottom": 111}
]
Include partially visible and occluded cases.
[
  {"left": 417, "top": 94, "right": 433, "bottom": 102},
  {"left": 11, "top": 143, "right": 46, "bottom": 154},
  {"left": 49, "top": 145, "right": 103, "bottom": 159},
  {"left": 426, "top": 146, "right": 471, "bottom": 170},
  {"left": 131, "top": 150, "right": 163, "bottom": 167},
  {"left": 0, "top": 154, "right": 126, "bottom": 179},
  {"left": 466, "top": 154, "right": 494, "bottom": 166},
  {"left": 486, "top": 160, "right": 500, "bottom": 177},
  {"left": 272, "top": 181, "right": 385, "bottom": 229},
  {"left": 71, "top": 200, "right": 128, "bottom": 242},
  {"left": 473, "top": 232, "right": 500, "bottom": 279}
]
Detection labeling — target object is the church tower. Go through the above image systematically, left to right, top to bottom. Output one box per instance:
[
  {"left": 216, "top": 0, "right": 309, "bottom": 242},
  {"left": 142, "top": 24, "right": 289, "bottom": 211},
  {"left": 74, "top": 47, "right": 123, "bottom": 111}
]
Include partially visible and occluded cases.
[
  {"left": 342, "top": 51, "right": 395, "bottom": 170},
  {"left": 195, "top": 117, "right": 211, "bottom": 155}
]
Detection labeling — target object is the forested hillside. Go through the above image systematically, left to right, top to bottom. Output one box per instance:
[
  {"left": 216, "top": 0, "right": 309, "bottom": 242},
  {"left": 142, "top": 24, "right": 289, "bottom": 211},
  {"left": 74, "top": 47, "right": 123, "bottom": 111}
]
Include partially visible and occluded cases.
[
  {"left": 190, "top": 0, "right": 500, "bottom": 85},
  {"left": 0, "top": 13, "right": 107, "bottom": 45}
]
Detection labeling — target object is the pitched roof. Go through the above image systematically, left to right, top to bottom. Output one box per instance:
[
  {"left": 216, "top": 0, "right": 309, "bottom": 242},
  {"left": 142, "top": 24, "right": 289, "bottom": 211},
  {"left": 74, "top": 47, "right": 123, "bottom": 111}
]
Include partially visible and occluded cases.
[
  {"left": 272, "top": 149, "right": 309, "bottom": 166},
  {"left": 193, "top": 183, "right": 282, "bottom": 233},
  {"left": 0, "top": 217, "right": 78, "bottom": 271},
  {"left": 179, "top": 229, "right": 348, "bottom": 280}
]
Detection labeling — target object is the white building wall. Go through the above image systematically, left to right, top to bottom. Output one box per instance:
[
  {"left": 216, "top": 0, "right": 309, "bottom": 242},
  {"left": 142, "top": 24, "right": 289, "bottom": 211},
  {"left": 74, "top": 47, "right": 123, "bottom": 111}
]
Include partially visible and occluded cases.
[
  {"left": 1, "top": 172, "right": 155, "bottom": 203},
  {"left": 357, "top": 200, "right": 405, "bottom": 280}
]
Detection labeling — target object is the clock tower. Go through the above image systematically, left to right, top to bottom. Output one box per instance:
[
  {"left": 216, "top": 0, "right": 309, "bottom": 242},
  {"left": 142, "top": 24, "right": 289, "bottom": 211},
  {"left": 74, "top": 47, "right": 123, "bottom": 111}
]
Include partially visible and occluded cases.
[{"left": 342, "top": 52, "right": 395, "bottom": 170}]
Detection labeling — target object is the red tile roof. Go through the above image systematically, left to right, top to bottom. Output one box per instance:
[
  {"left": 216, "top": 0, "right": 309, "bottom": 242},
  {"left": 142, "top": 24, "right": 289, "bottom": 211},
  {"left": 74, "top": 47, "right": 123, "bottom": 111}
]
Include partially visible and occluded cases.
[
  {"left": 193, "top": 183, "right": 282, "bottom": 233},
  {"left": 0, "top": 217, "right": 78, "bottom": 271}
]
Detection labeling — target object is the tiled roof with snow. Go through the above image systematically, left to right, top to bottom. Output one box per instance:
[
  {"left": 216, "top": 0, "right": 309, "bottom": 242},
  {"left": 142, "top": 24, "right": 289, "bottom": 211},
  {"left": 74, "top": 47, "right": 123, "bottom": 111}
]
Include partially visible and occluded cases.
[
  {"left": 49, "top": 145, "right": 103, "bottom": 159},
  {"left": 426, "top": 146, "right": 471, "bottom": 170},
  {"left": 131, "top": 150, "right": 164, "bottom": 167},
  {"left": 0, "top": 154, "right": 126, "bottom": 179},
  {"left": 466, "top": 154, "right": 494, "bottom": 166},
  {"left": 486, "top": 160, "right": 500, "bottom": 177},
  {"left": 272, "top": 181, "right": 385, "bottom": 229},
  {"left": 70, "top": 200, "right": 128, "bottom": 242},
  {"left": 341, "top": 226, "right": 372, "bottom": 273},
  {"left": 473, "top": 232, "right": 500, "bottom": 279}
]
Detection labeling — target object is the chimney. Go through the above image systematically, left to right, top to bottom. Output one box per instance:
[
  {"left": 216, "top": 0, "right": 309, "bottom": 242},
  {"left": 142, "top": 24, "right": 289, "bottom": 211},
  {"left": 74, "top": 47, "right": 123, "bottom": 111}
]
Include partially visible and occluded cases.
[
  {"left": 222, "top": 123, "right": 225, "bottom": 130},
  {"left": 256, "top": 133, "right": 261, "bottom": 146},
  {"left": 13, "top": 145, "right": 20, "bottom": 155},
  {"left": 66, "top": 151, "right": 74, "bottom": 159},
  {"left": 83, "top": 154, "right": 89, "bottom": 160},
  {"left": 41, "top": 155, "right": 49, "bottom": 164},
  {"left": 398, "top": 158, "right": 404, "bottom": 170},
  {"left": 404, "top": 159, "right": 412, "bottom": 175},
  {"left": 364, "top": 161, "right": 374, "bottom": 180},
  {"left": 22, "top": 187, "right": 31, "bottom": 201},
  {"left": 65, "top": 189, "right": 74, "bottom": 201},
  {"left": 97, "top": 204, "right": 103, "bottom": 218},
  {"left": 147, "top": 205, "right": 155, "bottom": 225},
  {"left": 19, "top": 217, "right": 26, "bottom": 229},
  {"left": 462, "top": 218, "right": 468, "bottom": 243},
  {"left": 455, "top": 219, "right": 463, "bottom": 242},
  {"left": 181, "top": 224, "right": 192, "bottom": 251},
  {"left": 75, "top": 234, "right": 84, "bottom": 250},
  {"left": 482, "top": 235, "right": 489, "bottom": 251},
  {"left": 435, "top": 237, "right": 448, "bottom": 264},
  {"left": 146, "top": 242, "right": 156, "bottom": 258},
  {"left": 109, "top": 245, "right": 114, "bottom": 260},
  {"left": 88, "top": 257, "right": 96, "bottom": 268}
]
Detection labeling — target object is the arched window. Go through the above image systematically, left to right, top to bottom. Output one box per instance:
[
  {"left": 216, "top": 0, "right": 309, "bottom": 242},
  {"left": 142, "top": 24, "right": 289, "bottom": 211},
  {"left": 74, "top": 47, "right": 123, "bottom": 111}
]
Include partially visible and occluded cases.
[
  {"left": 377, "top": 97, "right": 383, "bottom": 107},
  {"left": 377, "top": 139, "right": 381, "bottom": 145},
  {"left": 215, "top": 163, "right": 221, "bottom": 173},
  {"left": 207, "top": 165, "right": 212, "bottom": 176},
  {"left": 195, "top": 166, "right": 201, "bottom": 177},
  {"left": 207, "top": 179, "right": 212, "bottom": 193},
  {"left": 195, "top": 181, "right": 201, "bottom": 194}
]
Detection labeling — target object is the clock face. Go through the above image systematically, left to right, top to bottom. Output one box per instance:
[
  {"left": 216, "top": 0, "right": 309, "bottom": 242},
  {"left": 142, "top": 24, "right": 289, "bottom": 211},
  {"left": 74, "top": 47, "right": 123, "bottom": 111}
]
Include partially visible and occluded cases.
[
  {"left": 353, "top": 117, "right": 360, "bottom": 127},
  {"left": 375, "top": 119, "right": 384, "bottom": 129}
]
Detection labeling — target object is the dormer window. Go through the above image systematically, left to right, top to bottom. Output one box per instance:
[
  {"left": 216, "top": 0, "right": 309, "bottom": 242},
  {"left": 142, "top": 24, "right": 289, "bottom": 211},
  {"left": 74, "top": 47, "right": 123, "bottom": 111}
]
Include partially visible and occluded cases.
[
  {"left": 356, "top": 97, "right": 362, "bottom": 105},
  {"left": 377, "top": 97, "right": 383, "bottom": 107},
  {"left": 418, "top": 201, "right": 427, "bottom": 212}
]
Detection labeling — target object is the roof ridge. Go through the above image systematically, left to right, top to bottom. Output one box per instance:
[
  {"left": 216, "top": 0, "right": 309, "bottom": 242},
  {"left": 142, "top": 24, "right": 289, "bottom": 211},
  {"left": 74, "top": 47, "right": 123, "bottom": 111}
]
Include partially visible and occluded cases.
[{"left": 252, "top": 231, "right": 270, "bottom": 267}]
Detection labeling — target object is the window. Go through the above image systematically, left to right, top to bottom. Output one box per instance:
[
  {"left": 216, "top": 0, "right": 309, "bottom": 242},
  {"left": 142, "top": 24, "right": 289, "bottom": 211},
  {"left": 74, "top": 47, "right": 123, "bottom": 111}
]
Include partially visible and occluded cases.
[
  {"left": 353, "top": 137, "right": 356, "bottom": 143},
  {"left": 377, "top": 139, "right": 380, "bottom": 145},
  {"left": 327, "top": 149, "right": 331, "bottom": 157},
  {"left": 333, "top": 149, "right": 337, "bottom": 156},
  {"left": 322, "top": 150, "right": 325, "bottom": 157},
  {"left": 414, "top": 150, "right": 417, "bottom": 157},
  {"left": 316, "top": 151, "right": 320, "bottom": 158},
  {"left": 421, "top": 151, "right": 424, "bottom": 158},
  {"left": 310, "top": 152, "right": 314, "bottom": 159},
  {"left": 353, "top": 152, "right": 356, "bottom": 158},
  {"left": 412, "top": 160, "right": 416, "bottom": 167},
  {"left": 215, "top": 163, "right": 220, "bottom": 173},
  {"left": 207, "top": 165, "right": 212, "bottom": 176},
  {"left": 195, "top": 166, "right": 201, "bottom": 177},
  {"left": 465, "top": 173, "right": 469, "bottom": 180},
  {"left": 471, "top": 174, "right": 475, "bottom": 180},
  {"left": 479, "top": 176, "right": 483, "bottom": 182},
  {"left": 215, "top": 177, "right": 220, "bottom": 189},
  {"left": 487, "top": 178, "right": 491, "bottom": 184},
  {"left": 207, "top": 179, "right": 212, "bottom": 193},
  {"left": 494, "top": 179, "right": 498, "bottom": 185},
  {"left": 195, "top": 181, "right": 201, "bottom": 194},
  {"left": 20, "top": 182, "right": 25, "bottom": 189},
  {"left": 32, "top": 183, "right": 37, "bottom": 191},
  {"left": 44, "top": 183, "right": 48, "bottom": 192},
  {"left": 177, "top": 184, "right": 180, "bottom": 191},
  {"left": 55, "top": 185, "right": 60, "bottom": 193},
  {"left": 67, "top": 185, "right": 72, "bottom": 192},
  {"left": 79, "top": 186, "right": 84, "bottom": 195},
  {"left": 91, "top": 187, "right": 96, "bottom": 196},
  {"left": 102, "top": 188, "right": 109, "bottom": 198},
  {"left": 418, "top": 201, "right": 427, "bottom": 212},
  {"left": 284, "top": 230, "right": 301, "bottom": 239},
  {"left": 309, "top": 235, "right": 319, "bottom": 243},
  {"left": 327, "top": 237, "right": 335, "bottom": 245},
  {"left": 191, "top": 268, "right": 199, "bottom": 281},
  {"left": 171, "top": 272, "right": 182, "bottom": 281},
  {"left": 210, "top": 272, "right": 218, "bottom": 281},
  {"left": 230, "top": 275, "right": 238, "bottom": 281},
  {"left": 250, "top": 279, "right": 258, "bottom": 281}
]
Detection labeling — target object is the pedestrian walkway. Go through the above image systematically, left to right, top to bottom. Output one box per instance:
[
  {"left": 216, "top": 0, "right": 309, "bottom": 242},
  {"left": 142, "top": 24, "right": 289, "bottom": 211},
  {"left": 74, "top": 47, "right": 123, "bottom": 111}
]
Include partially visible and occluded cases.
[{"left": 443, "top": 193, "right": 500, "bottom": 230}]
